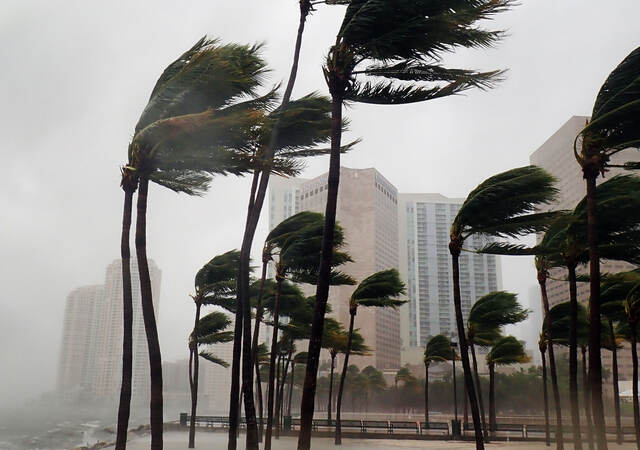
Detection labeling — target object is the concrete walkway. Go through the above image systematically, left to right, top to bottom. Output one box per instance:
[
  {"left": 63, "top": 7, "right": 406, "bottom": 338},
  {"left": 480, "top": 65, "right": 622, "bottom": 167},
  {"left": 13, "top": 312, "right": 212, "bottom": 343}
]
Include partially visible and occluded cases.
[{"left": 126, "top": 431, "right": 637, "bottom": 450}]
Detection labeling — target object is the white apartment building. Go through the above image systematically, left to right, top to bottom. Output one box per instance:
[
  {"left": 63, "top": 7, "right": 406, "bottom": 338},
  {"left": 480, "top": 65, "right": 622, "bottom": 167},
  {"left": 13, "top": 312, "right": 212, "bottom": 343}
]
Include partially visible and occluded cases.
[{"left": 398, "top": 194, "right": 501, "bottom": 366}]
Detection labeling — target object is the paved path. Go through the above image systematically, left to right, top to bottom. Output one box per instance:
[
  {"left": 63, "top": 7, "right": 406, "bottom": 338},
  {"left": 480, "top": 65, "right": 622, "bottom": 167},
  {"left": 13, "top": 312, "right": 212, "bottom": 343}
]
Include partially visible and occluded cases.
[{"left": 126, "top": 431, "right": 637, "bottom": 450}]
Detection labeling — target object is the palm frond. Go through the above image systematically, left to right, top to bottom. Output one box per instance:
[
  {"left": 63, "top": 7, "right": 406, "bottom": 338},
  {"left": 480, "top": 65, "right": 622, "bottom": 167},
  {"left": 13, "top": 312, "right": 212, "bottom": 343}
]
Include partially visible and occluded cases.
[
  {"left": 136, "top": 39, "right": 268, "bottom": 132},
  {"left": 581, "top": 45, "right": 640, "bottom": 156},
  {"left": 453, "top": 166, "right": 558, "bottom": 238},
  {"left": 351, "top": 268, "right": 406, "bottom": 308},
  {"left": 424, "top": 334, "right": 455, "bottom": 363},
  {"left": 486, "top": 336, "right": 530, "bottom": 366},
  {"left": 199, "top": 351, "right": 229, "bottom": 368}
]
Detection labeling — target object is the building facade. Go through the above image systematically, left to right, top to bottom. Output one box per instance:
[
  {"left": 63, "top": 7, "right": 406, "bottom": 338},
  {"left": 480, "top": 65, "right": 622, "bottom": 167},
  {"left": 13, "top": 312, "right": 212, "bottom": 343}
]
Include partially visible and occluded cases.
[
  {"left": 530, "top": 115, "right": 637, "bottom": 380},
  {"left": 268, "top": 168, "right": 402, "bottom": 370},
  {"left": 398, "top": 193, "right": 501, "bottom": 365},
  {"left": 57, "top": 258, "right": 161, "bottom": 401},
  {"left": 57, "top": 285, "right": 104, "bottom": 394}
]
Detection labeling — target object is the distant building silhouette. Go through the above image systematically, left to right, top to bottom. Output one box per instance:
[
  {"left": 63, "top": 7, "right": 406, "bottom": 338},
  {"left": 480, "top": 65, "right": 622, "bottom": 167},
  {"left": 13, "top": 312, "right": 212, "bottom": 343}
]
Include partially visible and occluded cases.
[{"left": 57, "top": 258, "right": 161, "bottom": 402}]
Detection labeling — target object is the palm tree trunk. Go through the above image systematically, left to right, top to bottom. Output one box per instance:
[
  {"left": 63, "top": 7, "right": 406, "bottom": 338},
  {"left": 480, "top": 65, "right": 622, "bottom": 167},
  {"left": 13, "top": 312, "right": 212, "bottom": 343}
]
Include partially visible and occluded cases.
[
  {"left": 237, "top": 0, "right": 315, "bottom": 443},
  {"left": 297, "top": 86, "right": 344, "bottom": 450},
  {"left": 234, "top": 169, "right": 261, "bottom": 450},
  {"left": 584, "top": 170, "right": 607, "bottom": 450},
  {"left": 135, "top": 175, "right": 163, "bottom": 450},
  {"left": 116, "top": 182, "right": 136, "bottom": 450},
  {"left": 450, "top": 244, "right": 484, "bottom": 450},
  {"left": 252, "top": 258, "right": 268, "bottom": 363},
  {"left": 567, "top": 263, "right": 583, "bottom": 449},
  {"left": 539, "top": 273, "right": 564, "bottom": 450},
  {"left": 265, "top": 275, "right": 283, "bottom": 450},
  {"left": 227, "top": 290, "right": 243, "bottom": 450},
  {"left": 188, "top": 302, "right": 202, "bottom": 448},
  {"left": 335, "top": 310, "right": 355, "bottom": 445},
  {"left": 608, "top": 319, "right": 622, "bottom": 444},
  {"left": 631, "top": 323, "right": 640, "bottom": 448},
  {"left": 470, "top": 343, "right": 489, "bottom": 440},
  {"left": 583, "top": 346, "right": 594, "bottom": 450},
  {"left": 542, "top": 348, "right": 550, "bottom": 447},
  {"left": 275, "top": 354, "right": 282, "bottom": 438},
  {"left": 280, "top": 354, "right": 290, "bottom": 429},
  {"left": 328, "top": 354, "right": 336, "bottom": 424},
  {"left": 287, "top": 360, "right": 295, "bottom": 417},
  {"left": 424, "top": 362, "right": 429, "bottom": 425},
  {"left": 489, "top": 363, "right": 496, "bottom": 438},
  {"left": 256, "top": 364, "right": 264, "bottom": 442},
  {"left": 464, "top": 382, "right": 468, "bottom": 434}
]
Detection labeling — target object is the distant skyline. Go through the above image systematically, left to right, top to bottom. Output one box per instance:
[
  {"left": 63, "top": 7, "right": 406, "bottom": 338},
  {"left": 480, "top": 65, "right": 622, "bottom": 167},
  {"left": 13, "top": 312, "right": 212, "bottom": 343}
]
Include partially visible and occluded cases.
[{"left": 2, "top": 1, "right": 640, "bottom": 407}]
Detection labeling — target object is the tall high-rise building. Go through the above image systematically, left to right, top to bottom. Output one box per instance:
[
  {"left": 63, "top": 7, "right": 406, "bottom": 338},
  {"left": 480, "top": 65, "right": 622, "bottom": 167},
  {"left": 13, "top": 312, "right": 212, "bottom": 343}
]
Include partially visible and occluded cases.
[
  {"left": 530, "top": 115, "right": 637, "bottom": 380},
  {"left": 269, "top": 168, "right": 402, "bottom": 369},
  {"left": 398, "top": 193, "right": 501, "bottom": 365},
  {"left": 57, "top": 258, "right": 161, "bottom": 401},
  {"left": 57, "top": 285, "right": 104, "bottom": 394}
]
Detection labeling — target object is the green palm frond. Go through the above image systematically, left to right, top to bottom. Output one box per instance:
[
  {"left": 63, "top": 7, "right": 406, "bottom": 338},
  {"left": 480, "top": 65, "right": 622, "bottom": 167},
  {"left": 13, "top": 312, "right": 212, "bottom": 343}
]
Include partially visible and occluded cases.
[
  {"left": 137, "top": 40, "right": 268, "bottom": 133},
  {"left": 580, "top": 46, "right": 640, "bottom": 157},
  {"left": 453, "top": 166, "right": 559, "bottom": 239},
  {"left": 148, "top": 170, "right": 211, "bottom": 196},
  {"left": 476, "top": 242, "right": 539, "bottom": 256},
  {"left": 193, "top": 251, "right": 240, "bottom": 312},
  {"left": 351, "top": 268, "right": 406, "bottom": 309},
  {"left": 467, "top": 291, "right": 528, "bottom": 346},
  {"left": 543, "top": 301, "right": 589, "bottom": 347},
  {"left": 192, "top": 311, "right": 233, "bottom": 347},
  {"left": 424, "top": 334, "right": 455, "bottom": 364},
  {"left": 486, "top": 336, "right": 530, "bottom": 366},
  {"left": 199, "top": 351, "right": 229, "bottom": 368}
]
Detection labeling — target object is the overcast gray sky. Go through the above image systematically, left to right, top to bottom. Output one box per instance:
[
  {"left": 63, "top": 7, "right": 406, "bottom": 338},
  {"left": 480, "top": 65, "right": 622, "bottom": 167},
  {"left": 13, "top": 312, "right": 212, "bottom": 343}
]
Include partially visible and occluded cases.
[{"left": 2, "top": 1, "right": 639, "bottom": 408}]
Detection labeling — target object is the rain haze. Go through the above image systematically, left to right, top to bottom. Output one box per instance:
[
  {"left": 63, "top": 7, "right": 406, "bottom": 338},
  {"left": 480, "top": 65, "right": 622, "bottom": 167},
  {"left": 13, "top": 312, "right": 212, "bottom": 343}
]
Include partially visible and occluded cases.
[{"left": 1, "top": 0, "right": 639, "bottom": 434}]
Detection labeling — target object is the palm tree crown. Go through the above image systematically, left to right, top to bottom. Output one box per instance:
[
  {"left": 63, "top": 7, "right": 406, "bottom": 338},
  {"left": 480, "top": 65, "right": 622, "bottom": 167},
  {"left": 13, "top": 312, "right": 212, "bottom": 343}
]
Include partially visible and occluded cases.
[{"left": 424, "top": 334, "right": 456, "bottom": 365}]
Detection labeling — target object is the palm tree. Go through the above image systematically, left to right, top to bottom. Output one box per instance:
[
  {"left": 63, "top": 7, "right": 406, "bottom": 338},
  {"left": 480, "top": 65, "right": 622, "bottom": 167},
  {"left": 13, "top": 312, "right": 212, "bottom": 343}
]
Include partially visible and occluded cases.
[
  {"left": 235, "top": 2, "right": 354, "bottom": 445},
  {"left": 297, "top": 3, "right": 514, "bottom": 447},
  {"left": 122, "top": 38, "right": 273, "bottom": 450},
  {"left": 574, "top": 45, "right": 640, "bottom": 449},
  {"left": 234, "top": 91, "right": 353, "bottom": 450},
  {"left": 450, "top": 165, "right": 558, "bottom": 449},
  {"left": 483, "top": 173, "right": 640, "bottom": 448},
  {"left": 264, "top": 212, "right": 353, "bottom": 450},
  {"left": 187, "top": 251, "right": 239, "bottom": 448},
  {"left": 335, "top": 268, "right": 405, "bottom": 445},
  {"left": 600, "top": 270, "right": 640, "bottom": 447},
  {"left": 466, "top": 291, "right": 528, "bottom": 439},
  {"left": 546, "top": 300, "right": 591, "bottom": 449},
  {"left": 188, "top": 311, "right": 233, "bottom": 445},
  {"left": 539, "top": 333, "right": 551, "bottom": 447},
  {"left": 423, "top": 334, "right": 456, "bottom": 424},
  {"left": 486, "top": 336, "right": 530, "bottom": 437}
]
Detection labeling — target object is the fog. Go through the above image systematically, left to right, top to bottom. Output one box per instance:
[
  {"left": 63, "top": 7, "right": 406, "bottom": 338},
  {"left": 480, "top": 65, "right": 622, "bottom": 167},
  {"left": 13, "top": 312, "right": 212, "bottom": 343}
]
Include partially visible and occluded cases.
[{"left": 1, "top": 0, "right": 639, "bottom": 426}]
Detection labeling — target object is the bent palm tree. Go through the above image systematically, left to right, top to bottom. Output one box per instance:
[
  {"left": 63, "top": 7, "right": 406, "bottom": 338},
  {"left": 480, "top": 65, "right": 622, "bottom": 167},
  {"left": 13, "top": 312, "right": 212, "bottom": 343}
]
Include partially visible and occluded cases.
[
  {"left": 298, "top": 3, "right": 515, "bottom": 447},
  {"left": 121, "top": 37, "right": 274, "bottom": 450},
  {"left": 574, "top": 45, "right": 640, "bottom": 450},
  {"left": 450, "top": 165, "right": 558, "bottom": 449},
  {"left": 264, "top": 212, "right": 353, "bottom": 450},
  {"left": 188, "top": 251, "right": 239, "bottom": 448},
  {"left": 335, "top": 269, "right": 405, "bottom": 445},
  {"left": 466, "top": 291, "right": 528, "bottom": 439},
  {"left": 188, "top": 311, "right": 233, "bottom": 444},
  {"left": 423, "top": 335, "right": 456, "bottom": 424},
  {"left": 486, "top": 336, "right": 530, "bottom": 437}
]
